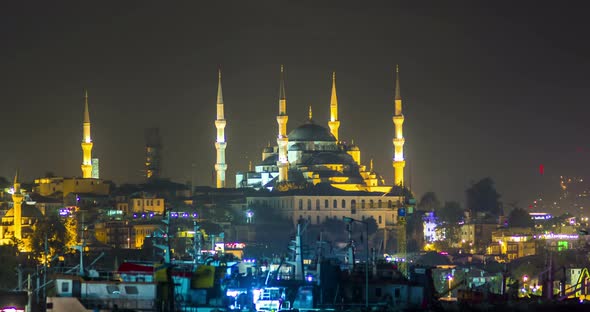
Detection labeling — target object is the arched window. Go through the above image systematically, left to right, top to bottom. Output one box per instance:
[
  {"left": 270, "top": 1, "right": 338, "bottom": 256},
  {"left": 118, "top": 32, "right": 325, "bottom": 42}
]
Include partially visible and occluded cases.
[
  {"left": 299, "top": 199, "right": 303, "bottom": 210},
  {"left": 307, "top": 199, "right": 312, "bottom": 210},
  {"left": 316, "top": 199, "right": 320, "bottom": 210},
  {"left": 378, "top": 199, "right": 382, "bottom": 208},
  {"left": 325, "top": 200, "right": 329, "bottom": 208},
  {"left": 333, "top": 200, "right": 338, "bottom": 208},
  {"left": 342, "top": 200, "right": 346, "bottom": 209},
  {"left": 351, "top": 200, "right": 357, "bottom": 209},
  {"left": 361, "top": 200, "right": 366, "bottom": 209},
  {"left": 369, "top": 200, "right": 374, "bottom": 208},
  {"left": 388, "top": 200, "right": 393, "bottom": 208},
  {"left": 378, "top": 215, "right": 382, "bottom": 224}
]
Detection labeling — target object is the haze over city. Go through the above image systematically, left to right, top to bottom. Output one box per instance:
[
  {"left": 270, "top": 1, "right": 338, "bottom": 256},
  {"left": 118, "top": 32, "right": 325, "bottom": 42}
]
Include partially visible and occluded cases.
[{"left": 1, "top": 0, "right": 590, "bottom": 206}]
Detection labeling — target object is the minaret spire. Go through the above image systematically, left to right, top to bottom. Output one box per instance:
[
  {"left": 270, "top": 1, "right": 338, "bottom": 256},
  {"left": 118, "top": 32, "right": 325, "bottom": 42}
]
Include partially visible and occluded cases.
[
  {"left": 276, "top": 65, "right": 289, "bottom": 182},
  {"left": 279, "top": 65, "right": 286, "bottom": 101},
  {"left": 392, "top": 65, "right": 406, "bottom": 186},
  {"left": 395, "top": 65, "right": 401, "bottom": 101},
  {"left": 214, "top": 67, "right": 228, "bottom": 188},
  {"left": 328, "top": 71, "right": 340, "bottom": 141},
  {"left": 81, "top": 89, "right": 94, "bottom": 178},
  {"left": 83, "top": 89, "right": 90, "bottom": 123},
  {"left": 308, "top": 105, "right": 313, "bottom": 121},
  {"left": 12, "top": 169, "right": 24, "bottom": 242}
]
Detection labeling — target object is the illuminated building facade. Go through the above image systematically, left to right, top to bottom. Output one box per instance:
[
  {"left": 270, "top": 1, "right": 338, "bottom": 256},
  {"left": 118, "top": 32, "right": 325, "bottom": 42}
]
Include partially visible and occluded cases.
[
  {"left": 276, "top": 65, "right": 289, "bottom": 183},
  {"left": 392, "top": 66, "right": 405, "bottom": 186},
  {"left": 236, "top": 68, "right": 404, "bottom": 193},
  {"left": 214, "top": 69, "right": 228, "bottom": 188},
  {"left": 34, "top": 90, "right": 110, "bottom": 197},
  {"left": 81, "top": 90, "right": 93, "bottom": 179},
  {"left": 0, "top": 173, "right": 43, "bottom": 251},
  {"left": 34, "top": 177, "right": 109, "bottom": 198},
  {"left": 246, "top": 187, "right": 404, "bottom": 229},
  {"left": 129, "top": 197, "right": 165, "bottom": 215}
]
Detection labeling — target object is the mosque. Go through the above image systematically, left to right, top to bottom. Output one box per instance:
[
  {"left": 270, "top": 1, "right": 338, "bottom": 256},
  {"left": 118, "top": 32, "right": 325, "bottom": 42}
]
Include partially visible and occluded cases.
[
  {"left": 214, "top": 65, "right": 412, "bottom": 233},
  {"left": 214, "top": 65, "right": 406, "bottom": 193},
  {"left": 34, "top": 90, "right": 109, "bottom": 198}
]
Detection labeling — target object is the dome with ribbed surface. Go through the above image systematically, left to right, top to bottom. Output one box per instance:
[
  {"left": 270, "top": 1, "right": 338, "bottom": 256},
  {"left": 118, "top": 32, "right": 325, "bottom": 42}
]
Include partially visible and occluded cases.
[{"left": 288, "top": 122, "right": 336, "bottom": 142}]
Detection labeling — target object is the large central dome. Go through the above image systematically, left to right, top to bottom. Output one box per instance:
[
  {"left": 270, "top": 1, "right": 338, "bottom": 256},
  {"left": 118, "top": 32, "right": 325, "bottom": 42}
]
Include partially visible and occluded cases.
[{"left": 288, "top": 122, "right": 337, "bottom": 142}]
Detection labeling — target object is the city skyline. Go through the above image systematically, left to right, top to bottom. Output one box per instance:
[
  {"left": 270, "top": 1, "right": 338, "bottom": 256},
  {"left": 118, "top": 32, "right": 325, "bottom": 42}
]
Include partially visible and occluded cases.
[{"left": 1, "top": 1, "right": 590, "bottom": 207}]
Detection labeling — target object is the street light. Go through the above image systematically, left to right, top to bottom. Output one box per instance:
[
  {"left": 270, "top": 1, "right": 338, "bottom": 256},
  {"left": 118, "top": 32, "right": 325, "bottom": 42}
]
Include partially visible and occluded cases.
[{"left": 343, "top": 217, "right": 369, "bottom": 308}]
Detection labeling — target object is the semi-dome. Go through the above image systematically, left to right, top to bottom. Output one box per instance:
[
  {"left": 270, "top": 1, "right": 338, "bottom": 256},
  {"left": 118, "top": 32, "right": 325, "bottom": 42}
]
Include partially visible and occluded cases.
[
  {"left": 288, "top": 122, "right": 336, "bottom": 142},
  {"left": 289, "top": 143, "right": 305, "bottom": 151},
  {"left": 263, "top": 146, "right": 274, "bottom": 153},
  {"left": 4, "top": 205, "right": 43, "bottom": 219}
]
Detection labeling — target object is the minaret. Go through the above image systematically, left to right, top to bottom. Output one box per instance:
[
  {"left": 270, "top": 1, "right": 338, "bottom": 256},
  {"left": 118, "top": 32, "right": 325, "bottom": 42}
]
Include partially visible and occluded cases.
[
  {"left": 276, "top": 65, "right": 289, "bottom": 182},
  {"left": 392, "top": 65, "right": 405, "bottom": 186},
  {"left": 214, "top": 68, "right": 228, "bottom": 188},
  {"left": 328, "top": 72, "right": 340, "bottom": 141},
  {"left": 81, "top": 89, "right": 93, "bottom": 179},
  {"left": 12, "top": 170, "right": 24, "bottom": 241}
]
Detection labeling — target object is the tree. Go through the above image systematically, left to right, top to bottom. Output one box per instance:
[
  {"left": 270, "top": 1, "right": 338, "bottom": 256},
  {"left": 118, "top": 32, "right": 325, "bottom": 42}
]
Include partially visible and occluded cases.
[
  {"left": 466, "top": 177, "right": 502, "bottom": 217},
  {"left": 418, "top": 192, "right": 441, "bottom": 212},
  {"left": 438, "top": 201, "right": 464, "bottom": 224},
  {"left": 508, "top": 207, "right": 534, "bottom": 228},
  {"left": 30, "top": 215, "right": 71, "bottom": 262},
  {"left": 0, "top": 245, "right": 19, "bottom": 289}
]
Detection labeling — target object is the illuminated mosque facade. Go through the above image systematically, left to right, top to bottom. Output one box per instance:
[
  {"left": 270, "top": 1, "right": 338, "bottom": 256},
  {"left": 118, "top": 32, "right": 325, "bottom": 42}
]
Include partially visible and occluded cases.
[
  {"left": 217, "top": 66, "right": 410, "bottom": 232},
  {"left": 233, "top": 66, "right": 406, "bottom": 193}
]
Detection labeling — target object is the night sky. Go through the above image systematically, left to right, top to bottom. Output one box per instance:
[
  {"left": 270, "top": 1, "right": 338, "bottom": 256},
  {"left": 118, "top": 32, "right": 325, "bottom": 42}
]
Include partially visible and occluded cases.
[{"left": 1, "top": 1, "right": 589, "bottom": 207}]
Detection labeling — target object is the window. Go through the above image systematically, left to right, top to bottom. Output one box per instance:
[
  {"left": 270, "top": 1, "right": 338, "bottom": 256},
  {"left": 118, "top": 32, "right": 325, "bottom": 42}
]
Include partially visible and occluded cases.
[
  {"left": 299, "top": 199, "right": 303, "bottom": 210},
  {"left": 307, "top": 199, "right": 312, "bottom": 211},
  {"left": 316, "top": 199, "right": 320, "bottom": 211},
  {"left": 136, "top": 200, "right": 141, "bottom": 206},
  {"left": 157, "top": 200, "right": 161, "bottom": 206},
  {"left": 325, "top": 200, "right": 329, "bottom": 208},
  {"left": 333, "top": 200, "right": 337, "bottom": 209},
  {"left": 342, "top": 200, "right": 346, "bottom": 209},
  {"left": 351, "top": 200, "right": 357, "bottom": 209},
  {"left": 361, "top": 200, "right": 365, "bottom": 209},
  {"left": 369, "top": 200, "right": 374, "bottom": 208},
  {"left": 378, "top": 200, "right": 382, "bottom": 208},
  {"left": 388, "top": 200, "right": 393, "bottom": 208},
  {"left": 351, "top": 207, "right": 356, "bottom": 214},
  {"left": 316, "top": 216, "right": 320, "bottom": 224},
  {"left": 378, "top": 216, "right": 382, "bottom": 224},
  {"left": 61, "top": 282, "right": 69, "bottom": 292},
  {"left": 125, "top": 286, "right": 139, "bottom": 295},
  {"left": 394, "top": 288, "right": 400, "bottom": 298}
]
